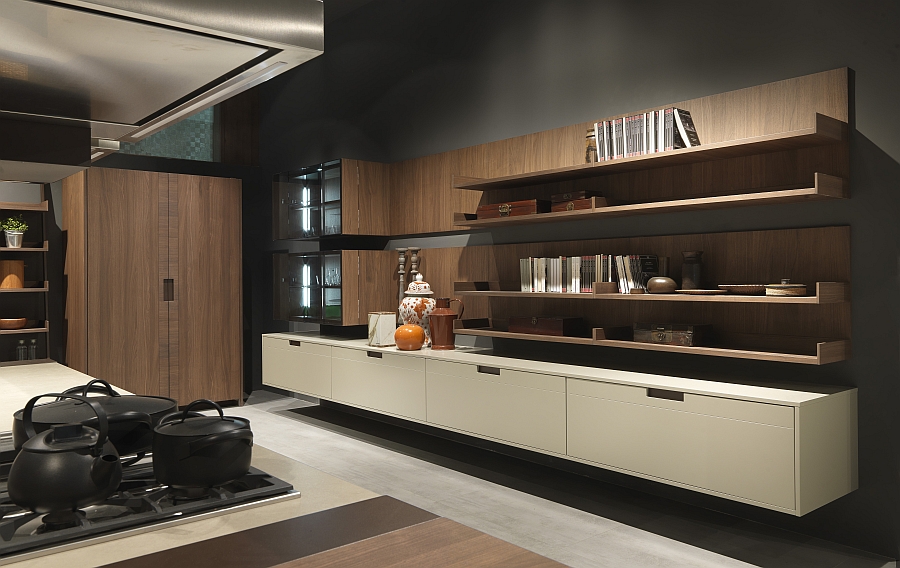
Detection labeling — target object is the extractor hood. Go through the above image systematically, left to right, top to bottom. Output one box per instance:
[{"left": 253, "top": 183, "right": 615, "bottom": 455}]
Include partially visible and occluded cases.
[{"left": 0, "top": 0, "right": 323, "bottom": 182}]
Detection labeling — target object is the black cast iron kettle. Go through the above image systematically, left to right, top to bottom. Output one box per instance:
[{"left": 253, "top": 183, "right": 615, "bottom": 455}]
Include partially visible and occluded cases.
[{"left": 8, "top": 394, "right": 123, "bottom": 515}]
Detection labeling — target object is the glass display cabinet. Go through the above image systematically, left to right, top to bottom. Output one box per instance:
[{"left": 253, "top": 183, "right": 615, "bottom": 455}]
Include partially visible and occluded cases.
[
  {"left": 273, "top": 159, "right": 390, "bottom": 239},
  {"left": 273, "top": 160, "right": 342, "bottom": 239},
  {"left": 274, "top": 249, "right": 396, "bottom": 326},
  {"left": 274, "top": 251, "right": 343, "bottom": 324}
]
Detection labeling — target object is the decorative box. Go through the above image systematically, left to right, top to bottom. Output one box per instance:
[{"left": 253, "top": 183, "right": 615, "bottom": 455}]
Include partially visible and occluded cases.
[
  {"left": 549, "top": 190, "right": 603, "bottom": 203},
  {"left": 551, "top": 198, "right": 594, "bottom": 213},
  {"left": 476, "top": 199, "right": 550, "bottom": 219},
  {"left": 367, "top": 312, "right": 397, "bottom": 347},
  {"left": 508, "top": 316, "right": 584, "bottom": 337},
  {"left": 633, "top": 323, "right": 711, "bottom": 346}
]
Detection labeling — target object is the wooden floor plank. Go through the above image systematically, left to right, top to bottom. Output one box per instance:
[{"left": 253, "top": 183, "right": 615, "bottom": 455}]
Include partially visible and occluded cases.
[
  {"left": 102, "top": 496, "right": 438, "bottom": 568},
  {"left": 274, "top": 518, "right": 565, "bottom": 568}
]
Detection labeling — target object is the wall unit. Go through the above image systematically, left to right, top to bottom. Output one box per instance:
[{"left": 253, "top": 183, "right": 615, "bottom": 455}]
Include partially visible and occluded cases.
[
  {"left": 273, "top": 159, "right": 390, "bottom": 239},
  {"left": 62, "top": 168, "right": 243, "bottom": 405},
  {"left": 0, "top": 189, "right": 50, "bottom": 366},
  {"left": 273, "top": 249, "right": 396, "bottom": 326},
  {"left": 261, "top": 332, "right": 858, "bottom": 516}
]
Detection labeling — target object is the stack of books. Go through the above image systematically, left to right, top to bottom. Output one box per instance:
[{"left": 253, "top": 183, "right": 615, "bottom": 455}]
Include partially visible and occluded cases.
[
  {"left": 585, "top": 108, "right": 701, "bottom": 163},
  {"left": 519, "top": 255, "right": 660, "bottom": 293}
]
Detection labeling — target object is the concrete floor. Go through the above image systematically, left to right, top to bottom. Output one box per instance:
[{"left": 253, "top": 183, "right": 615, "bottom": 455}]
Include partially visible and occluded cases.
[{"left": 232, "top": 391, "right": 894, "bottom": 568}]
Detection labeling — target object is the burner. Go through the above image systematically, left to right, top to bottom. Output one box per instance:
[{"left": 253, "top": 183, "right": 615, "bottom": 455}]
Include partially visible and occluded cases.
[
  {"left": 0, "top": 465, "right": 294, "bottom": 558},
  {"left": 168, "top": 487, "right": 211, "bottom": 502},
  {"left": 35, "top": 511, "right": 87, "bottom": 534}
]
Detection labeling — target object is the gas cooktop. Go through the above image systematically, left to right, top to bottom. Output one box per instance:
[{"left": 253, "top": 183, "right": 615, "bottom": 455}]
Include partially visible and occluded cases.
[{"left": 0, "top": 461, "right": 295, "bottom": 558}]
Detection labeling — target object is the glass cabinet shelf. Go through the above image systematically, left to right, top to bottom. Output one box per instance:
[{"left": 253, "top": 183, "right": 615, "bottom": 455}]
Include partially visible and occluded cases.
[
  {"left": 273, "top": 160, "right": 342, "bottom": 240},
  {"left": 274, "top": 251, "right": 343, "bottom": 324}
]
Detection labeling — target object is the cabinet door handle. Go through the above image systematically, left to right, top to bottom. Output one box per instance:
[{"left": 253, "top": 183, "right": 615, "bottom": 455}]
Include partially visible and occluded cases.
[
  {"left": 163, "top": 279, "right": 174, "bottom": 302},
  {"left": 289, "top": 340, "right": 302, "bottom": 347},
  {"left": 367, "top": 351, "right": 383, "bottom": 358},
  {"left": 477, "top": 365, "right": 501, "bottom": 375},
  {"left": 647, "top": 388, "right": 684, "bottom": 402}
]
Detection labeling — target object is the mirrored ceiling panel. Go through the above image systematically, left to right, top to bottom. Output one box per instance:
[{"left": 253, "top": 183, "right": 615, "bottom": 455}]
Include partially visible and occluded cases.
[{"left": 0, "top": 0, "right": 268, "bottom": 125}]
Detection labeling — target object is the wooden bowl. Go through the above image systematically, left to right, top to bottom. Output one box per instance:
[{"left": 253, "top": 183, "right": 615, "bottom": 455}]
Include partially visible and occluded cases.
[{"left": 0, "top": 318, "right": 27, "bottom": 330}]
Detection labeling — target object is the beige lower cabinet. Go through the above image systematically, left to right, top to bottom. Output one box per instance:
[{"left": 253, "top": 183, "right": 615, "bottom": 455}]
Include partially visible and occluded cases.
[
  {"left": 261, "top": 336, "right": 332, "bottom": 398},
  {"left": 331, "top": 347, "right": 426, "bottom": 420},
  {"left": 425, "top": 359, "right": 566, "bottom": 454},
  {"left": 566, "top": 379, "right": 857, "bottom": 515}
]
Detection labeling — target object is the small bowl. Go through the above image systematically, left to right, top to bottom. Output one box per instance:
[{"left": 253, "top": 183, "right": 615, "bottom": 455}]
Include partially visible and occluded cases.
[{"left": 0, "top": 318, "right": 27, "bottom": 330}]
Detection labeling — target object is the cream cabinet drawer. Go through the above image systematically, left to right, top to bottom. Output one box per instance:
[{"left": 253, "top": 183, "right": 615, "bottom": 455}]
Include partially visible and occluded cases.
[
  {"left": 265, "top": 336, "right": 331, "bottom": 357},
  {"left": 262, "top": 337, "right": 331, "bottom": 398},
  {"left": 332, "top": 346, "right": 424, "bottom": 372},
  {"left": 331, "top": 349, "right": 426, "bottom": 420},
  {"left": 426, "top": 359, "right": 565, "bottom": 393},
  {"left": 426, "top": 370, "right": 566, "bottom": 454},
  {"left": 569, "top": 379, "right": 793, "bottom": 428},
  {"left": 567, "top": 390, "right": 795, "bottom": 510}
]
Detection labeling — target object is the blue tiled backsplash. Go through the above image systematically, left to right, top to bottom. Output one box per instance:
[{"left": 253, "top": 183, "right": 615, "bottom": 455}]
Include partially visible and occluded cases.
[{"left": 119, "top": 108, "right": 215, "bottom": 162}]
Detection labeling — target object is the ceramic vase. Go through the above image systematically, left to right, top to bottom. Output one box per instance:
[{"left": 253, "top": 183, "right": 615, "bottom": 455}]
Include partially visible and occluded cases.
[{"left": 399, "top": 274, "right": 436, "bottom": 346}]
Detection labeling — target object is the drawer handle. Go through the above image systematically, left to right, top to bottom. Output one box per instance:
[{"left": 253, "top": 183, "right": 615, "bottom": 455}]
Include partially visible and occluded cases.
[
  {"left": 289, "top": 340, "right": 302, "bottom": 347},
  {"left": 367, "top": 351, "right": 383, "bottom": 358},
  {"left": 477, "top": 365, "right": 501, "bottom": 375},
  {"left": 647, "top": 388, "right": 684, "bottom": 402}
]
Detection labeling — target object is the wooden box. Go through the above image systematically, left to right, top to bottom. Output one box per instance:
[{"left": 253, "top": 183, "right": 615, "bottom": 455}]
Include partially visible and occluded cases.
[
  {"left": 550, "top": 190, "right": 602, "bottom": 203},
  {"left": 551, "top": 198, "right": 593, "bottom": 213},
  {"left": 476, "top": 199, "right": 550, "bottom": 219},
  {"left": 509, "top": 316, "right": 584, "bottom": 337},
  {"left": 633, "top": 323, "right": 711, "bottom": 347}
]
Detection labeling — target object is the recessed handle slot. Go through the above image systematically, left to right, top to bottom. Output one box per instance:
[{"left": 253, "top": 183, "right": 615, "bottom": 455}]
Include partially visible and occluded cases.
[
  {"left": 163, "top": 279, "right": 174, "bottom": 302},
  {"left": 289, "top": 340, "right": 302, "bottom": 347},
  {"left": 367, "top": 351, "right": 383, "bottom": 358},
  {"left": 477, "top": 365, "right": 501, "bottom": 375},
  {"left": 647, "top": 388, "right": 684, "bottom": 402}
]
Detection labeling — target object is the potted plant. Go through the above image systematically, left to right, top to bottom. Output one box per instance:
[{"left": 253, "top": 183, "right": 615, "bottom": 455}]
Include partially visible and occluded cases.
[{"left": 1, "top": 215, "right": 27, "bottom": 248}]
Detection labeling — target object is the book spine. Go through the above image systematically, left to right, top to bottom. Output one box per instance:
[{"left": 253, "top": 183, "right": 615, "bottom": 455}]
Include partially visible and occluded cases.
[
  {"left": 665, "top": 108, "right": 673, "bottom": 151},
  {"left": 674, "top": 108, "right": 701, "bottom": 147}
]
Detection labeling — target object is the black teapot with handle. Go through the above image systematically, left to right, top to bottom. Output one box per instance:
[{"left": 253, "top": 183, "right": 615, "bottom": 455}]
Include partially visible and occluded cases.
[{"left": 8, "top": 394, "right": 122, "bottom": 514}]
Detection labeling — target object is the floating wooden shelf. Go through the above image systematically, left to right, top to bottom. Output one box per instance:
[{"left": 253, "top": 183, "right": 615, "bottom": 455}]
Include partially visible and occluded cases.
[
  {"left": 453, "top": 114, "right": 846, "bottom": 192},
  {"left": 454, "top": 173, "right": 847, "bottom": 228},
  {"left": 0, "top": 201, "right": 49, "bottom": 212},
  {"left": 0, "top": 241, "right": 49, "bottom": 252},
  {"left": 0, "top": 282, "right": 49, "bottom": 293},
  {"left": 453, "top": 282, "right": 849, "bottom": 304},
  {"left": 453, "top": 322, "right": 849, "bottom": 365},
  {"left": 0, "top": 326, "right": 48, "bottom": 335},
  {"left": 0, "top": 358, "right": 52, "bottom": 368}
]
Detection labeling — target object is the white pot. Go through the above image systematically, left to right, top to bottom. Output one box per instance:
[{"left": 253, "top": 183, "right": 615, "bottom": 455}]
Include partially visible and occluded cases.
[{"left": 4, "top": 231, "right": 23, "bottom": 248}]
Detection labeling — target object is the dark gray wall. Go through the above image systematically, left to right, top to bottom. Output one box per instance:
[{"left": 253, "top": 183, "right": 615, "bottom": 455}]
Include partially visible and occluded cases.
[{"left": 257, "top": 0, "right": 900, "bottom": 557}]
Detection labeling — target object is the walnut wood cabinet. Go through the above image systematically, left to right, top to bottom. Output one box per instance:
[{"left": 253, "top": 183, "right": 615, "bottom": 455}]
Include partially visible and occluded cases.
[
  {"left": 272, "top": 159, "right": 390, "bottom": 239},
  {"left": 61, "top": 168, "right": 242, "bottom": 405},
  {"left": 273, "top": 249, "right": 396, "bottom": 326}
]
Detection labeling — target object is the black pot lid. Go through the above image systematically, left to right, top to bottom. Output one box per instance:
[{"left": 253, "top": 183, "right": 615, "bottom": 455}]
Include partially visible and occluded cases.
[
  {"left": 14, "top": 393, "right": 176, "bottom": 424},
  {"left": 155, "top": 415, "right": 250, "bottom": 437},
  {"left": 23, "top": 423, "right": 100, "bottom": 453}
]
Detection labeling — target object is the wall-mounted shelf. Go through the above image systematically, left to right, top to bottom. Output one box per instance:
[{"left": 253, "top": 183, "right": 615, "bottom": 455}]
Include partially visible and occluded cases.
[
  {"left": 453, "top": 114, "right": 845, "bottom": 192},
  {"left": 454, "top": 173, "right": 847, "bottom": 228},
  {"left": 0, "top": 201, "right": 49, "bottom": 212},
  {"left": 0, "top": 241, "right": 49, "bottom": 253},
  {"left": 0, "top": 282, "right": 49, "bottom": 293},
  {"left": 453, "top": 282, "right": 849, "bottom": 305},
  {"left": 453, "top": 321, "right": 849, "bottom": 365},
  {"left": 0, "top": 325, "right": 49, "bottom": 335}
]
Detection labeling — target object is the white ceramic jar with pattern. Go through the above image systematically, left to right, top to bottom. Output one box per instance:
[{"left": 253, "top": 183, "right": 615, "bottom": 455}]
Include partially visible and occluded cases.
[{"left": 399, "top": 274, "right": 436, "bottom": 346}]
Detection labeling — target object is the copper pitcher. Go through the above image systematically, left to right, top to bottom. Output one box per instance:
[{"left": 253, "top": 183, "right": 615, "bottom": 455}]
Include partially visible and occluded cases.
[{"left": 429, "top": 298, "right": 464, "bottom": 350}]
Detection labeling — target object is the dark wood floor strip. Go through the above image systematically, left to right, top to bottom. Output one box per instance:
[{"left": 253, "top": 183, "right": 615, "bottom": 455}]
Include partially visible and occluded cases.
[
  {"left": 102, "top": 496, "right": 438, "bottom": 568},
  {"left": 272, "top": 517, "right": 566, "bottom": 568}
]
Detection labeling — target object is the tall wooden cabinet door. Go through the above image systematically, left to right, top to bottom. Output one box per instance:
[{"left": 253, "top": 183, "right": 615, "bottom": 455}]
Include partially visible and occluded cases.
[
  {"left": 86, "top": 168, "right": 163, "bottom": 396},
  {"left": 170, "top": 175, "right": 243, "bottom": 405}
]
